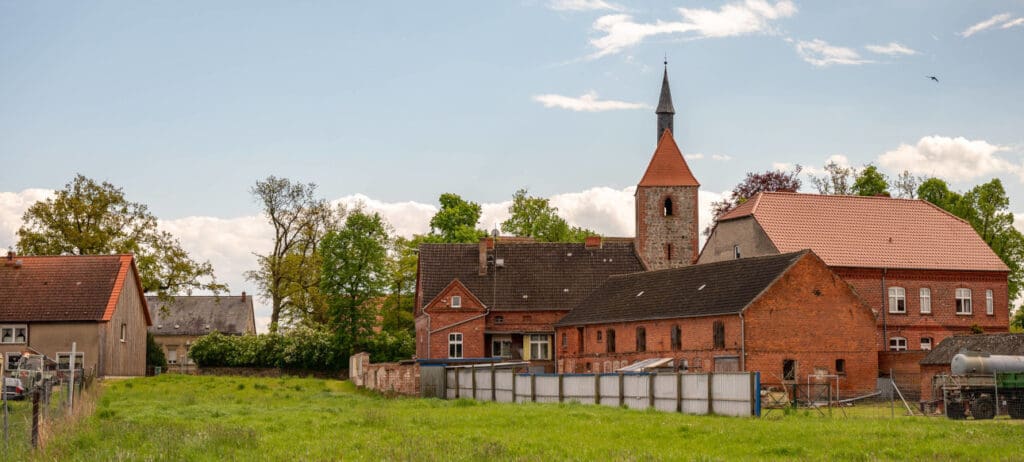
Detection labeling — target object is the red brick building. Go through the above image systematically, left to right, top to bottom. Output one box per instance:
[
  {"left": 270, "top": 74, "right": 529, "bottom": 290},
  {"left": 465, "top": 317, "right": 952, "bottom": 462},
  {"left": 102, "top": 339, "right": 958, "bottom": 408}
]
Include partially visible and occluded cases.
[{"left": 554, "top": 250, "right": 879, "bottom": 396}]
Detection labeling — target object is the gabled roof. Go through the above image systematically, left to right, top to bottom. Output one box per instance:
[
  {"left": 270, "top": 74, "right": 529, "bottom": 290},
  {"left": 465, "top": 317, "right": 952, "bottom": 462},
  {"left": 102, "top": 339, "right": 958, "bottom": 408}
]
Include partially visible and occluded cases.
[
  {"left": 638, "top": 130, "right": 699, "bottom": 187},
  {"left": 716, "top": 192, "right": 1008, "bottom": 272},
  {"left": 417, "top": 239, "right": 645, "bottom": 312},
  {"left": 556, "top": 250, "right": 809, "bottom": 326},
  {"left": 0, "top": 254, "right": 151, "bottom": 323},
  {"left": 147, "top": 295, "right": 256, "bottom": 336},
  {"left": 920, "top": 333, "right": 1024, "bottom": 366}
]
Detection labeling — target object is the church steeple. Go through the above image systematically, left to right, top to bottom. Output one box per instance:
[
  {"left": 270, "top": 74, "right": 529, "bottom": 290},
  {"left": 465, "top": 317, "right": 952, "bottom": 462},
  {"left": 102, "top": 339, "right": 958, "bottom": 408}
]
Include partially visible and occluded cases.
[{"left": 656, "top": 60, "right": 675, "bottom": 142}]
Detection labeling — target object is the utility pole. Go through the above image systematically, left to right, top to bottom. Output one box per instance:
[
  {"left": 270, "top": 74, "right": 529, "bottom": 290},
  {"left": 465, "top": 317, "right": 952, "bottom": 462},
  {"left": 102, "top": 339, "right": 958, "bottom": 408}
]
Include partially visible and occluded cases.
[{"left": 68, "top": 342, "right": 76, "bottom": 410}]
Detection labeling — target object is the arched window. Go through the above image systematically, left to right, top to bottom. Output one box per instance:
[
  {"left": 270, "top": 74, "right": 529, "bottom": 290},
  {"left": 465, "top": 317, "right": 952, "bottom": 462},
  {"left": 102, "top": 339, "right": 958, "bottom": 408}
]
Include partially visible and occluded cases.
[
  {"left": 664, "top": 197, "right": 674, "bottom": 216},
  {"left": 713, "top": 321, "right": 725, "bottom": 349},
  {"left": 636, "top": 327, "right": 646, "bottom": 352},
  {"left": 606, "top": 329, "right": 616, "bottom": 353}
]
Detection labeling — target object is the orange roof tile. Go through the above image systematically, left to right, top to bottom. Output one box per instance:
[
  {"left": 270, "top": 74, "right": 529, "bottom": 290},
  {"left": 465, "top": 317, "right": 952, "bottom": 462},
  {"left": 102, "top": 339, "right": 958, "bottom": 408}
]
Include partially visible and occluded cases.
[
  {"left": 638, "top": 130, "right": 700, "bottom": 187},
  {"left": 717, "top": 192, "right": 1008, "bottom": 272}
]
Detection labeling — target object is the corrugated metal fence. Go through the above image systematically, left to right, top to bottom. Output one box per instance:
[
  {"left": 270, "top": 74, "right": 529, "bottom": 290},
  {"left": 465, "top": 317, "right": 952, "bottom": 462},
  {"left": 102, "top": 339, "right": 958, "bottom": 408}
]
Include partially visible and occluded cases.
[{"left": 444, "top": 366, "right": 760, "bottom": 417}]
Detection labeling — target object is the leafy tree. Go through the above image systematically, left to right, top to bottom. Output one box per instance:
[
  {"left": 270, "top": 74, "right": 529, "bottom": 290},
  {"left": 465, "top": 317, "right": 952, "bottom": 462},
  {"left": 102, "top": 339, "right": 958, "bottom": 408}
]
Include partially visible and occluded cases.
[
  {"left": 811, "top": 161, "right": 855, "bottom": 195},
  {"left": 851, "top": 164, "right": 890, "bottom": 196},
  {"left": 707, "top": 166, "right": 802, "bottom": 235},
  {"left": 892, "top": 170, "right": 924, "bottom": 199},
  {"left": 17, "top": 174, "right": 225, "bottom": 295},
  {"left": 246, "top": 176, "right": 334, "bottom": 332},
  {"left": 501, "top": 189, "right": 595, "bottom": 242},
  {"left": 428, "top": 193, "right": 487, "bottom": 243},
  {"left": 320, "top": 207, "right": 391, "bottom": 358},
  {"left": 382, "top": 236, "right": 418, "bottom": 334},
  {"left": 365, "top": 330, "right": 415, "bottom": 363},
  {"left": 146, "top": 332, "right": 167, "bottom": 370}
]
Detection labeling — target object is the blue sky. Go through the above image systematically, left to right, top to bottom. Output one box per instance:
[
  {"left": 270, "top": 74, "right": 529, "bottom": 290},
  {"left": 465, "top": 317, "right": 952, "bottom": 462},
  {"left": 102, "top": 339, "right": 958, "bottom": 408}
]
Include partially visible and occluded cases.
[{"left": 2, "top": 1, "right": 1023, "bottom": 329}]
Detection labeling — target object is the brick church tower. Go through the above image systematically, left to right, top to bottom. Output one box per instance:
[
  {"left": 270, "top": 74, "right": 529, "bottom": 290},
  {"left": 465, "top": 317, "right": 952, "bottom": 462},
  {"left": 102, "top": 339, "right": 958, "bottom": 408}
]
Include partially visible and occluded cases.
[{"left": 635, "top": 64, "right": 700, "bottom": 270}]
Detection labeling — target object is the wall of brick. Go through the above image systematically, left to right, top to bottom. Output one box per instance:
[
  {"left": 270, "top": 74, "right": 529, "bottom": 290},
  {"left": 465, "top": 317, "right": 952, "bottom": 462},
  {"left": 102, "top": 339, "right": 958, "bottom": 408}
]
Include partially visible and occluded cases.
[
  {"left": 635, "top": 186, "right": 699, "bottom": 269},
  {"left": 349, "top": 352, "right": 420, "bottom": 396},
  {"left": 920, "top": 364, "right": 949, "bottom": 402}
]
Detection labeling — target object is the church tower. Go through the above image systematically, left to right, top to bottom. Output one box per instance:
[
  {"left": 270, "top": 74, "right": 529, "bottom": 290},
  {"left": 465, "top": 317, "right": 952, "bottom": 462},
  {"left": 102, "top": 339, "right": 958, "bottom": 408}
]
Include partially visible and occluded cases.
[{"left": 635, "top": 63, "right": 700, "bottom": 270}]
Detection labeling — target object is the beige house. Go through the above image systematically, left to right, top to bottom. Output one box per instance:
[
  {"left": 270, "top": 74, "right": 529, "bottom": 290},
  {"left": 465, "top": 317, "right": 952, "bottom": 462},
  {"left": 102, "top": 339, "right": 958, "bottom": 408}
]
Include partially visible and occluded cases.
[
  {"left": 0, "top": 253, "right": 151, "bottom": 377},
  {"left": 147, "top": 293, "right": 256, "bottom": 373}
]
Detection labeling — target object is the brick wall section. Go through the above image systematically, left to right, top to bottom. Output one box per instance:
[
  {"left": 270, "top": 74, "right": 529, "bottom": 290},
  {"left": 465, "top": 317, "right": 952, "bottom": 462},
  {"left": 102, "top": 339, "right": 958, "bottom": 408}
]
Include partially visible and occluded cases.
[
  {"left": 635, "top": 186, "right": 699, "bottom": 269},
  {"left": 556, "top": 253, "right": 879, "bottom": 396},
  {"left": 835, "top": 267, "right": 1009, "bottom": 351},
  {"left": 416, "top": 280, "right": 487, "bottom": 359},
  {"left": 877, "top": 351, "right": 928, "bottom": 400},
  {"left": 349, "top": 352, "right": 420, "bottom": 396},
  {"left": 920, "top": 364, "right": 949, "bottom": 402}
]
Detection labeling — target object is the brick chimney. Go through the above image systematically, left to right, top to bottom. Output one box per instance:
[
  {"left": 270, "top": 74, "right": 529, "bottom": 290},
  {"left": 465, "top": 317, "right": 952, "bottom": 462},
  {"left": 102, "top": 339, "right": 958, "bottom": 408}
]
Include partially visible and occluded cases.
[
  {"left": 584, "top": 236, "right": 603, "bottom": 250},
  {"left": 479, "top": 238, "right": 495, "bottom": 276},
  {"left": 241, "top": 291, "right": 246, "bottom": 302}
]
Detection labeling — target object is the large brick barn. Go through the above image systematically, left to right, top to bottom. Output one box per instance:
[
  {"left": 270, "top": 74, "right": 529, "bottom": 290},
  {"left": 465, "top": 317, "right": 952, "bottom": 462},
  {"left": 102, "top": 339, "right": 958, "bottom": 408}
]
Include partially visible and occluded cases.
[{"left": 554, "top": 250, "right": 879, "bottom": 395}]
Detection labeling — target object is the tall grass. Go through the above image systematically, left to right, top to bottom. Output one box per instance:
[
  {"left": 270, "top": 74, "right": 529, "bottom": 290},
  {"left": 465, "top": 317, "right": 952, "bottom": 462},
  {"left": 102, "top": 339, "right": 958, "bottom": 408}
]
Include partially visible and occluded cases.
[{"left": 25, "top": 374, "right": 1024, "bottom": 461}]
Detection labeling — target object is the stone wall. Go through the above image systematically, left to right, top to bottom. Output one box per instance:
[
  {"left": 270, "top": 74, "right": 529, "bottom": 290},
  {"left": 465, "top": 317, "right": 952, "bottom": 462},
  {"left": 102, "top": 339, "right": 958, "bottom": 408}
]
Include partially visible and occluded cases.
[
  {"left": 635, "top": 185, "right": 699, "bottom": 270},
  {"left": 349, "top": 352, "right": 420, "bottom": 396}
]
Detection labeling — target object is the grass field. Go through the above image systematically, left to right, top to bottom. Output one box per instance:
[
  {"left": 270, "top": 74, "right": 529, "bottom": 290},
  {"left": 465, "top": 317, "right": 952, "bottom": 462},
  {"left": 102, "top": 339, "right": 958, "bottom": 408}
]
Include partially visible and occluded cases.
[{"left": 14, "top": 374, "right": 1024, "bottom": 461}]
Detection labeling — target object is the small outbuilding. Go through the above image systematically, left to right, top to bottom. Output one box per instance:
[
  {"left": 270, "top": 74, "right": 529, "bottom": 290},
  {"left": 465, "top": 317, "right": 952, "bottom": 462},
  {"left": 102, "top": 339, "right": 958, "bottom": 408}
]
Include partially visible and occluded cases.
[{"left": 919, "top": 333, "right": 1024, "bottom": 402}]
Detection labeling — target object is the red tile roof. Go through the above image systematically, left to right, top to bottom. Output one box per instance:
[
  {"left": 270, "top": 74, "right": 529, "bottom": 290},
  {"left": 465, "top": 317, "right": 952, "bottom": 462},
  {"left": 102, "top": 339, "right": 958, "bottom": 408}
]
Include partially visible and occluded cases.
[
  {"left": 637, "top": 130, "right": 700, "bottom": 187},
  {"left": 717, "top": 192, "right": 1008, "bottom": 272},
  {"left": 0, "top": 254, "right": 151, "bottom": 323}
]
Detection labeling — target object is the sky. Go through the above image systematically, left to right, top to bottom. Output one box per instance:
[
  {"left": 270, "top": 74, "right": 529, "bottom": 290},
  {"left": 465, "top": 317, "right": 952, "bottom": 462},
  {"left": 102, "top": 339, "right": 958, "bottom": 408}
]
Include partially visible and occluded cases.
[{"left": 2, "top": 1, "right": 1024, "bottom": 332}]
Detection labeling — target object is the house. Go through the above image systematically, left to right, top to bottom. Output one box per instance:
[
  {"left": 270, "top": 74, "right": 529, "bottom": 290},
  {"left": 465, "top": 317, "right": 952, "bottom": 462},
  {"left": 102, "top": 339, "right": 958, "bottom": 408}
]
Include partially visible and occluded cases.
[
  {"left": 554, "top": 250, "right": 879, "bottom": 396},
  {"left": 0, "top": 252, "right": 151, "bottom": 377},
  {"left": 146, "top": 293, "right": 256, "bottom": 372},
  {"left": 919, "top": 333, "right": 1024, "bottom": 402}
]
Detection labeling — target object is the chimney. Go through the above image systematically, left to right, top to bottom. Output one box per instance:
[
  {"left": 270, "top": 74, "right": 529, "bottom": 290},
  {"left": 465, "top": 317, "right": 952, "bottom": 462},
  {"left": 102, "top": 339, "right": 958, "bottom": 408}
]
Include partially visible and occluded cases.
[
  {"left": 584, "top": 235, "right": 603, "bottom": 250},
  {"left": 478, "top": 239, "right": 490, "bottom": 276},
  {"left": 6, "top": 250, "right": 13, "bottom": 261},
  {"left": 241, "top": 291, "right": 246, "bottom": 302}
]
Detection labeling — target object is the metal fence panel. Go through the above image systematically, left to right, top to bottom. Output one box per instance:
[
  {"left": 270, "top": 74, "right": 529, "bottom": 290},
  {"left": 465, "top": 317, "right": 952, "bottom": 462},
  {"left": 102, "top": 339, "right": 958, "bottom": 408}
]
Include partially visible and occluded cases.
[
  {"left": 420, "top": 365, "right": 447, "bottom": 399},
  {"left": 474, "top": 368, "right": 493, "bottom": 401},
  {"left": 446, "top": 369, "right": 458, "bottom": 399},
  {"left": 457, "top": 369, "right": 474, "bottom": 399},
  {"left": 495, "top": 370, "right": 515, "bottom": 403},
  {"left": 712, "top": 372, "right": 753, "bottom": 417},
  {"left": 653, "top": 373, "right": 679, "bottom": 412},
  {"left": 681, "top": 373, "right": 710, "bottom": 415},
  {"left": 514, "top": 374, "right": 533, "bottom": 403},
  {"left": 598, "top": 374, "right": 620, "bottom": 407},
  {"left": 622, "top": 374, "right": 650, "bottom": 410},
  {"left": 535, "top": 375, "right": 560, "bottom": 403},
  {"left": 563, "top": 375, "right": 596, "bottom": 404}
]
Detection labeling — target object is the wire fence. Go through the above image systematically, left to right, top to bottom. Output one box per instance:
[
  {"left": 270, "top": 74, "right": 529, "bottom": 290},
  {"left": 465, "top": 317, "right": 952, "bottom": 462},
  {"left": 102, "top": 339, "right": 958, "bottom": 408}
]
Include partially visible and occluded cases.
[{"left": 2, "top": 367, "right": 94, "bottom": 454}]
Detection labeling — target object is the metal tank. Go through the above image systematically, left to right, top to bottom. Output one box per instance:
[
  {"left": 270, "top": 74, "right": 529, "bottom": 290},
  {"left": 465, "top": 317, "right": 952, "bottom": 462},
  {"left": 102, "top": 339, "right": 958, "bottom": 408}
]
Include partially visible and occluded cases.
[{"left": 951, "top": 354, "right": 1024, "bottom": 375}]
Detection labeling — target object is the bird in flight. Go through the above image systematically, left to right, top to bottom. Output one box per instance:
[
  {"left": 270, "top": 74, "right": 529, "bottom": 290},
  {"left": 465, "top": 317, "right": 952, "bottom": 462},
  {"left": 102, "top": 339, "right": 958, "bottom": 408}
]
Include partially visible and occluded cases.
[{"left": 927, "top": 75, "right": 939, "bottom": 82}]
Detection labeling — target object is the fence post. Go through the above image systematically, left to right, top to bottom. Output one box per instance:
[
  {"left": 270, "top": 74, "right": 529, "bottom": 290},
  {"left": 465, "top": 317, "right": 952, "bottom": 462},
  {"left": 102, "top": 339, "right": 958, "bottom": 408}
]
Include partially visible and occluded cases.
[
  {"left": 491, "top": 365, "right": 496, "bottom": 402},
  {"left": 471, "top": 366, "right": 477, "bottom": 400},
  {"left": 454, "top": 368, "right": 460, "bottom": 399},
  {"left": 512, "top": 371, "right": 517, "bottom": 402},
  {"left": 676, "top": 372, "right": 683, "bottom": 413},
  {"left": 618, "top": 373, "right": 625, "bottom": 407},
  {"left": 648, "top": 373, "right": 655, "bottom": 409},
  {"left": 707, "top": 373, "right": 715, "bottom": 415},
  {"left": 530, "top": 374, "right": 537, "bottom": 403},
  {"left": 558, "top": 374, "right": 564, "bottom": 403},
  {"left": 595, "top": 374, "right": 601, "bottom": 405},
  {"left": 31, "top": 388, "right": 40, "bottom": 449}
]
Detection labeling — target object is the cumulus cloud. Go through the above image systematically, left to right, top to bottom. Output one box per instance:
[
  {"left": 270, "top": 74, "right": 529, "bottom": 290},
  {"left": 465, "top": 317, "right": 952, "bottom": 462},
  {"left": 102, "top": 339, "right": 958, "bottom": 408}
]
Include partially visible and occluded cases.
[
  {"left": 548, "top": 0, "right": 623, "bottom": 12},
  {"left": 588, "top": 0, "right": 796, "bottom": 58},
  {"left": 960, "top": 13, "right": 1017, "bottom": 37},
  {"left": 795, "top": 39, "right": 872, "bottom": 67},
  {"left": 865, "top": 42, "right": 918, "bottom": 56},
  {"left": 532, "top": 91, "right": 648, "bottom": 111},
  {"left": 877, "top": 135, "right": 1018, "bottom": 182},
  {"left": 711, "top": 154, "right": 733, "bottom": 161},
  {"left": 0, "top": 189, "right": 54, "bottom": 249}
]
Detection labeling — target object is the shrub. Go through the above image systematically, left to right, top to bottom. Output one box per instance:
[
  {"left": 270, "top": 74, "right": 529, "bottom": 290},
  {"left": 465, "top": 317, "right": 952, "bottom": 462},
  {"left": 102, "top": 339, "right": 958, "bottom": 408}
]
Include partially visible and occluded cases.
[
  {"left": 189, "top": 326, "right": 344, "bottom": 372},
  {"left": 365, "top": 330, "right": 415, "bottom": 363},
  {"left": 146, "top": 332, "right": 168, "bottom": 369}
]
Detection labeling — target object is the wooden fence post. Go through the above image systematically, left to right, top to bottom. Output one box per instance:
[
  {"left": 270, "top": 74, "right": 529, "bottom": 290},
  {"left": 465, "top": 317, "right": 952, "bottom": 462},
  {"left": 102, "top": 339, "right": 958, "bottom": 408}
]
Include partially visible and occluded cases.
[
  {"left": 491, "top": 365, "right": 496, "bottom": 402},
  {"left": 471, "top": 366, "right": 477, "bottom": 399},
  {"left": 454, "top": 368, "right": 460, "bottom": 399},
  {"left": 512, "top": 371, "right": 518, "bottom": 402},
  {"left": 676, "top": 372, "right": 683, "bottom": 413},
  {"left": 618, "top": 373, "right": 625, "bottom": 407},
  {"left": 648, "top": 373, "right": 656, "bottom": 409},
  {"left": 707, "top": 373, "right": 714, "bottom": 415},
  {"left": 530, "top": 374, "right": 537, "bottom": 403},
  {"left": 558, "top": 374, "right": 564, "bottom": 402},
  {"left": 595, "top": 374, "right": 601, "bottom": 405},
  {"left": 31, "top": 389, "right": 39, "bottom": 449}
]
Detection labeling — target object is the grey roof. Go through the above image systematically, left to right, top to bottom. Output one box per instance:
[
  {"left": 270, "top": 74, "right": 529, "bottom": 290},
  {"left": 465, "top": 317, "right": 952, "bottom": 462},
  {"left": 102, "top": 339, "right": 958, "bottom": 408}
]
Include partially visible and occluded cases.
[
  {"left": 656, "top": 66, "right": 675, "bottom": 114},
  {"left": 417, "top": 240, "right": 645, "bottom": 312},
  {"left": 556, "top": 250, "right": 809, "bottom": 326},
  {"left": 146, "top": 295, "right": 255, "bottom": 336},
  {"left": 920, "top": 333, "right": 1024, "bottom": 366}
]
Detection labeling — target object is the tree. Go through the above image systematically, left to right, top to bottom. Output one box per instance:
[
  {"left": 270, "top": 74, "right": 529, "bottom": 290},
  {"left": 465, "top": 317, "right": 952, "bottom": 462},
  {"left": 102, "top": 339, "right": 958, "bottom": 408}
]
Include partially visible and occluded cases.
[
  {"left": 811, "top": 161, "right": 854, "bottom": 195},
  {"left": 851, "top": 164, "right": 890, "bottom": 197},
  {"left": 707, "top": 166, "right": 802, "bottom": 235},
  {"left": 892, "top": 170, "right": 924, "bottom": 199},
  {"left": 17, "top": 174, "right": 225, "bottom": 295},
  {"left": 246, "top": 176, "right": 333, "bottom": 332},
  {"left": 501, "top": 189, "right": 596, "bottom": 242},
  {"left": 428, "top": 193, "right": 487, "bottom": 243},
  {"left": 320, "top": 207, "right": 391, "bottom": 358},
  {"left": 381, "top": 236, "right": 419, "bottom": 334},
  {"left": 146, "top": 332, "right": 168, "bottom": 370}
]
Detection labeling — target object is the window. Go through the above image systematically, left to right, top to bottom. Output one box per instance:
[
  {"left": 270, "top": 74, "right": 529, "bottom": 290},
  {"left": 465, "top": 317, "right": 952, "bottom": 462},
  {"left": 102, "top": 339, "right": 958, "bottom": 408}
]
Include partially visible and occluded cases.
[
  {"left": 663, "top": 197, "right": 673, "bottom": 216},
  {"left": 666, "top": 243, "right": 673, "bottom": 261},
  {"left": 733, "top": 245, "right": 741, "bottom": 259},
  {"left": 888, "top": 287, "right": 906, "bottom": 313},
  {"left": 919, "top": 288, "right": 931, "bottom": 314},
  {"left": 956, "top": 288, "right": 972, "bottom": 314},
  {"left": 986, "top": 289, "right": 994, "bottom": 316},
  {"left": 450, "top": 296, "right": 462, "bottom": 308},
  {"left": 494, "top": 316, "right": 504, "bottom": 324},
  {"left": 713, "top": 321, "right": 725, "bottom": 349},
  {"left": 120, "top": 323, "right": 127, "bottom": 342},
  {"left": 0, "top": 325, "right": 27, "bottom": 344},
  {"left": 671, "top": 325, "right": 682, "bottom": 350},
  {"left": 577, "top": 327, "right": 584, "bottom": 352},
  {"left": 636, "top": 327, "right": 646, "bottom": 352},
  {"left": 606, "top": 329, "right": 616, "bottom": 353},
  {"left": 596, "top": 330, "right": 602, "bottom": 343},
  {"left": 448, "top": 333, "right": 463, "bottom": 359},
  {"left": 561, "top": 333, "right": 568, "bottom": 348},
  {"left": 528, "top": 335, "right": 551, "bottom": 360},
  {"left": 889, "top": 337, "right": 907, "bottom": 351},
  {"left": 921, "top": 337, "right": 933, "bottom": 351},
  {"left": 491, "top": 338, "right": 511, "bottom": 358},
  {"left": 167, "top": 348, "right": 179, "bottom": 365},
  {"left": 5, "top": 352, "right": 22, "bottom": 371},
  {"left": 56, "top": 352, "right": 85, "bottom": 370},
  {"left": 783, "top": 359, "right": 796, "bottom": 381},
  {"left": 835, "top": 359, "right": 846, "bottom": 375}
]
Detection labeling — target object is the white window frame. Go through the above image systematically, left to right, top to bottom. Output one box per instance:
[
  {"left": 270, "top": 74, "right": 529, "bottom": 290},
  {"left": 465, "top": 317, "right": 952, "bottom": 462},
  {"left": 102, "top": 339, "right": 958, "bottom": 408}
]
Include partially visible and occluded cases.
[
  {"left": 888, "top": 287, "right": 906, "bottom": 314},
  {"left": 919, "top": 288, "right": 931, "bottom": 314},
  {"left": 956, "top": 288, "right": 972, "bottom": 315},
  {"left": 986, "top": 289, "right": 994, "bottom": 316},
  {"left": 450, "top": 295, "right": 462, "bottom": 308},
  {"left": 120, "top": 323, "right": 127, "bottom": 342},
  {"left": 0, "top": 324, "right": 27, "bottom": 344},
  {"left": 448, "top": 333, "right": 463, "bottom": 359},
  {"left": 528, "top": 334, "right": 551, "bottom": 360},
  {"left": 491, "top": 337, "right": 512, "bottom": 359},
  {"left": 889, "top": 337, "right": 907, "bottom": 351},
  {"left": 921, "top": 337, "right": 933, "bottom": 351},
  {"left": 167, "top": 346, "right": 179, "bottom": 365},
  {"left": 56, "top": 352, "right": 85, "bottom": 370}
]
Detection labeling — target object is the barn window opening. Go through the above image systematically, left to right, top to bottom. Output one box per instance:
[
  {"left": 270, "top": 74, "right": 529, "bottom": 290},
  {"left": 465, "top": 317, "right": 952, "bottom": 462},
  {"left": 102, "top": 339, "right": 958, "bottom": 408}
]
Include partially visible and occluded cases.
[
  {"left": 664, "top": 198, "right": 673, "bottom": 216},
  {"left": 666, "top": 243, "right": 673, "bottom": 261},
  {"left": 733, "top": 245, "right": 741, "bottom": 259},
  {"left": 712, "top": 321, "right": 725, "bottom": 349},
  {"left": 120, "top": 323, "right": 127, "bottom": 343},
  {"left": 671, "top": 325, "right": 682, "bottom": 350},
  {"left": 577, "top": 327, "right": 584, "bottom": 352},
  {"left": 636, "top": 327, "right": 646, "bottom": 352},
  {"left": 606, "top": 329, "right": 616, "bottom": 353},
  {"left": 597, "top": 330, "right": 603, "bottom": 343},
  {"left": 561, "top": 333, "right": 568, "bottom": 348},
  {"left": 783, "top": 359, "right": 796, "bottom": 381},
  {"left": 835, "top": 359, "right": 845, "bottom": 375}
]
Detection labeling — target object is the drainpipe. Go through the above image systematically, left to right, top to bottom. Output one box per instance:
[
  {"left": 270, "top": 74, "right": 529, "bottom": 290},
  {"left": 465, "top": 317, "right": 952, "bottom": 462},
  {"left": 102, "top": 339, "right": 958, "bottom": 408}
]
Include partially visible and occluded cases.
[
  {"left": 881, "top": 268, "right": 888, "bottom": 350},
  {"left": 424, "top": 310, "right": 432, "bottom": 359},
  {"left": 739, "top": 312, "right": 746, "bottom": 371}
]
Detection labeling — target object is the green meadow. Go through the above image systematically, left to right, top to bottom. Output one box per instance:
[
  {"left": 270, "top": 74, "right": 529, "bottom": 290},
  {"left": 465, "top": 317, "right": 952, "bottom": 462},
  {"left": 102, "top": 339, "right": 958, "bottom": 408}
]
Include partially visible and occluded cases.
[{"left": 8, "top": 374, "right": 1023, "bottom": 461}]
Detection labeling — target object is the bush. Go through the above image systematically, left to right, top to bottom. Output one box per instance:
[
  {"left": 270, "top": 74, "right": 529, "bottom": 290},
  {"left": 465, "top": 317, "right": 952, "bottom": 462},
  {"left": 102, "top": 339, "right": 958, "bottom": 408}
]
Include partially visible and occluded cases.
[
  {"left": 189, "top": 326, "right": 344, "bottom": 372},
  {"left": 366, "top": 330, "right": 415, "bottom": 363},
  {"left": 146, "top": 332, "right": 168, "bottom": 369}
]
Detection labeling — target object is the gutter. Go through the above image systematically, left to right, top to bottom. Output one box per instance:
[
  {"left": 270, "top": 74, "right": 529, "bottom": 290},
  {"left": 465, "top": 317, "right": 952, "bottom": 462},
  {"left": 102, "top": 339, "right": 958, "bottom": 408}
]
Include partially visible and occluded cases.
[
  {"left": 881, "top": 267, "right": 888, "bottom": 348},
  {"left": 739, "top": 311, "right": 746, "bottom": 371}
]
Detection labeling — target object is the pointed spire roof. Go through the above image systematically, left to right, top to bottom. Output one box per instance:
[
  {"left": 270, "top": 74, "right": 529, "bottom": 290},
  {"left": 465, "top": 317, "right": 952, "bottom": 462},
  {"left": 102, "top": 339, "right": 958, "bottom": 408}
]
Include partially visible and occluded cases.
[
  {"left": 656, "top": 63, "right": 674, "bottom": 114},
  {"left": 638, "top": 129, "right": 699, "bottom": 187}
]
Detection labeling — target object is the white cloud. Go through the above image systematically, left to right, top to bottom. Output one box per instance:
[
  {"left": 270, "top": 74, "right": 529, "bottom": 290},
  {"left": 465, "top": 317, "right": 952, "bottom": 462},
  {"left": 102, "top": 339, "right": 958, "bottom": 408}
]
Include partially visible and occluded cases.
[
  {"left": 548, "top": 0, "right": 622, "bottom": 12},
  {"left": 588, "top": 0, "right": 796, "bottom": 58},
  {"left": 960, "top": 13, "right": 1016, "bottom": 37},
  {"left": 1003, "top": 17, "right": 1024, "bottom": 29},
  {"left": 795, "top": 39, "right": 872, "bottom": 67},
  {"left": 865, "top": 42, "right": 918, "bottom": 56},
  {"left": 532, "top": 91, "right": 648, "bottom": 112},
  {"left": 877, "top": 135, "right": 1018, "bottom": 182},
  {"left": 685, "top": 153, "right": 705, "bottom": 160},
  {"left": 685, "top": 153, "right": 732, "bottom": 161},
  {"left": 711, "top": 154, "right": 733, "bottom": 161},
  {"left": 0, "top": 189, "right": 54, "bottom": 249},
  {"left": 331, "top": 193, "right": 438, "bottom": 237}
]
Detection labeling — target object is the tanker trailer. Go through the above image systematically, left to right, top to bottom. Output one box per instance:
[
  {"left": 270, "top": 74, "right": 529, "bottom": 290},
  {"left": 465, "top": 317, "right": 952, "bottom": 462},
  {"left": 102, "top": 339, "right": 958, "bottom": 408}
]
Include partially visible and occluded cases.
[{"left": 942, "top": 353, "right": 1024, "bottom": 420}]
